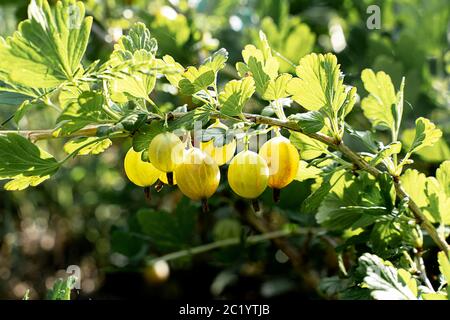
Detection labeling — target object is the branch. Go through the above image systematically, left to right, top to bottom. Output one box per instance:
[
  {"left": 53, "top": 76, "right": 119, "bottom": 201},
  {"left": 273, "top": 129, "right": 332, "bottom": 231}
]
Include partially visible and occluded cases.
[
  {"left": 1, "top": 111, "right": 447, "bottom": 255},
  {"left": 240, "top": 113, "right": 450, "bottom": 256},
  {"left": 0, "top": 126, "right": 102, "bottom": 143},
  {"left": 145, "top": 226, "right": 317, "bottom": 265}
]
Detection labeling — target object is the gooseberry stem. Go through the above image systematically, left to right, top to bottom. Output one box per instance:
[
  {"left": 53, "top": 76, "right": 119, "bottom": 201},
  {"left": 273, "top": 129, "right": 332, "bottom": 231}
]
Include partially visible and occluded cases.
[
  {"left": 166, "top": 172, "right": 174, "bottom": 185},
  {"left": 144, "top": 187, "right": 151, "bottom": 201},
  {"left": 272, "top": 188, "right": 281, "bottom": 203},
  {"left": 201, "top": 199, "right": 209, "bottom": 213}
]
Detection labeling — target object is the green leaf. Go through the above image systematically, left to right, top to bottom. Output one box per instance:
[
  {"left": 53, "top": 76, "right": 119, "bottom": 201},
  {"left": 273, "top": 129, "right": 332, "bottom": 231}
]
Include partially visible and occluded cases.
[
  {"left": 0, "top": 0, "right": 92, "bottom": 88},
  {"left": 115, "top": 22, "right": 157, "bottom": 54},
  {"left": 109, "top": 23, "right": 159, "bottom": 100},
  {"left": 236, "top": 38, "right": 279, "bottom": 97},
  {"left": 203, "top": 48, "right": 228, "bottom": 73},
  {"left": 286, "top": 53, "right": 347, "bottom": 112},
  {"left": 161, "top": 55, "right": 184, "bottom": 87},
  {"left": 246, "top": 56, "right": 271, "bottom": 96},
  {"left": 178, "top": 66, "right": 215, "bottom": 95},
  {"left": 360, "top": 69, "right": 396, "bottom": 130},
  {"left": 262, "top": 73, "right": 292, "bottom": 100},
  {"left": 219, "top": 77, "right": 255, "bottom": 116},
  {"left": 338, "top": 87, "right": 357, "bottom": 120},
  {"left": 0, "top": 90, "right": 29, "bottom": 106},
  {"left": 57, "top": 91, "right": 107, "bottom": 134},
  {"left": 168, "top": 105, "right": 212, "bottom": 131},
  {"left": 117, "top": 110, "right": 148, "bottom": 132},
  {"left": 289, "top": 111, "right": 325, "bottom": 134},
  {"left": 407, "top": 117, "right": 442, "bottom": 154},
  {"left": 132, "top": 121, "right": 164, "bottom": 152},
  {"left": 345, "top": 126, "right": 378, "bottom": 153},
  {"left": 402, "top": 128, "right": 450, "bottom": 163},
  {"left": 289, "top": 131, "right": 327, "bottom": 160},
  {"left": 0, "top": 133, "right": 59, "bottom": 190},
  {"left": 63, "top": 137, "right": 112, "bottom": 155},
  {"left": 369, "top": 141, "right": 402, "bottom": 166},
  {"left": 294, "top": 160, "right": 321, "bottom": 182},
  {"left": 436, "top": 160, "right": 450, "bottom": 198},
  {"left": 401, "top": 167, "right": 450, "bottom": 225},
  {"left": 400, "top": 169, "right": 428, "bottom": 208},
  {"left": 301, "top": 170, "right": 346, "bottom": 215},
  {"left": 316, "top": 172, "right": 388, "bottom": 230},
  {"left": 377, "top": 173, "right": 395, "bottom": 211},
  {"left": 425, "top": 177, "right": 450, "bottom": 224},
  {"left": 317, "top": 199, "right": 385, "bottom": 230},
  {"left": 137, "top": 205, "right": 197, "bottom": 252},
  {"left": 370, "top": 220, "right": 403, "bottom": 256},
  {"left": 438, "top": 251, "right": 450, "bottom": 297},
  {"left": 359, "top": 253, "right": 417, "bottom": 300},
  {"left": 397, "top": 269, "right": 418, "bottom": 298},
  {"left": 46, "top": 276, "right": 77, "bottom": 300},
  {"left": 422, "top": 293, "right": 448, "bottom": 300}
]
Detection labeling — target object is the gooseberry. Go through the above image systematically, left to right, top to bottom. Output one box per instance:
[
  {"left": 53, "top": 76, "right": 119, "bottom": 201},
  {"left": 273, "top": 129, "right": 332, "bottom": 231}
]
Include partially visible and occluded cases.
[
  {"left": 148, "top": 132, "right": 185, "bottom": 185},
  {"left": 259, "top": 135, "right": 299, "bottom": 201},
  {"left": 124, "top": 147, "right": 161, "bottom": 187},
  {"left": 174, "top": 148, "right": 220, "bottom": 210},
  {"left": 227, "top": 150, "right": 269, "bottom": 200}
]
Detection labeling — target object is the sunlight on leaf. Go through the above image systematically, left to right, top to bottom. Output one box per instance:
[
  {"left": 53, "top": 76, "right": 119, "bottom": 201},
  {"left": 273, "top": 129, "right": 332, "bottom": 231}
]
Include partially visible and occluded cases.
[
  {"left": 0, "top": 0, "right": 92, "bottom": 88},
  {"left": 287, "top": 53, "right": 346, "bottom": 112},
  {"left": 360, "top": 69, "right": 396, "bottom": 131},
  {"left": 219, "top": 77, "right": 255, "bottom": 116},
  {"left": 0, "top": 133, "right": 59, "bottom": 190}
]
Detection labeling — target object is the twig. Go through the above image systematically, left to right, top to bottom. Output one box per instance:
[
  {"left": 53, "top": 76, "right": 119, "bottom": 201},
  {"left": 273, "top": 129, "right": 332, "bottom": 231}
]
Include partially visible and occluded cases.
[
  {"left": 1, "top": 110, "right": 448, "bottom": 256},
  {"left": 146, "top": 226, "right": 315, "bottom": 265}
]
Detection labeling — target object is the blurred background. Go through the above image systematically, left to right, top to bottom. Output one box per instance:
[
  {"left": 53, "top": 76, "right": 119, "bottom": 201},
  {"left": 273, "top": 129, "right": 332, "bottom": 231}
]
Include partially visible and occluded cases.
[{"left": 0, "top": 0, "right": 448, "bottom": 299}]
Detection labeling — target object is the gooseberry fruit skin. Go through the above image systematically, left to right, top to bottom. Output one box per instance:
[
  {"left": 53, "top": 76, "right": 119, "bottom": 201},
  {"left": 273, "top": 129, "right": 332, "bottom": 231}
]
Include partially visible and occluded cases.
[
  {"left": 200, "top": 120, "right": 236, "bottom": 166},
  {"left": 148, "top": 132, "right": 184, "bottom": 173},
  {"left": 259, "top": 136, "right": 300, "bottom": 189},
  {"left": 124, "top": 147, "right": 161, "bottom": 187},
  {"left": 174, "top": 148, "right": 220, "bottom": 201},
  {"left": 227, "top": 150, "right": 269, "bottom": 199}
]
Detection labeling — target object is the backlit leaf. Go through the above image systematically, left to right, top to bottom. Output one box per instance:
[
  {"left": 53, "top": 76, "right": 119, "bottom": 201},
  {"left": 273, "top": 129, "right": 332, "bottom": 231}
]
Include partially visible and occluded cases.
[
  {"left": 0, "top": 0, "right": 92, "bottom": 88},
  {"left": 109, "top": 23, "right": 159, "bottom": 100},
  {"left": 287, "top": 53, "right": 346, "bottom": 112},
  {"left": 360, "top": 69, "right": 396, "bottom": 130},
  {"left": 262, "top": 73, "right": 292, "bottom": 101},
  {"left": 219, "top": 77, "right": 255, "bottom": 116},
  {"left": 407, "top": 117, "right": 442, "bottom": 154},
  {"left": 0, "top": 133, "right": 59, "bottom": 190},
  {"left": 63, "top": 137, "right": 112, "bottom": 155},
  {"left": 359, "top": 253, "right": 417, "bottom": 300}
]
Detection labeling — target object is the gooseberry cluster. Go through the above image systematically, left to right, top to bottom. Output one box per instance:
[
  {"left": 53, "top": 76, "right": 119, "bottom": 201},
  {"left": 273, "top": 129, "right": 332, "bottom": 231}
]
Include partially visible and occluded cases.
[{"left": 123, "top": 120, "right": 300, "bottom": 211}]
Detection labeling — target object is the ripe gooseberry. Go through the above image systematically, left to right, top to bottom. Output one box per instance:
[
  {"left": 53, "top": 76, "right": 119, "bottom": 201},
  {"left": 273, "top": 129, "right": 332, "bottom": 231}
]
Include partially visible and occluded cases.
[
  {"left": 200, "top": 120, "right": 236, "bottom": 166},
  {"left": 148, "top": 132, "right": 184, "bottom": 185},
  {"left": 259, "top": 135, "right": 300, "bottom": 202},
  {"left": 124, "top": 147, "right": 161, "bottom": 187},
  {"left": 174, "top": 147, "right": 220, "bottom": 212},
  {"left": 227, "top": 150, "right": 269, "bottom": 208}
]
